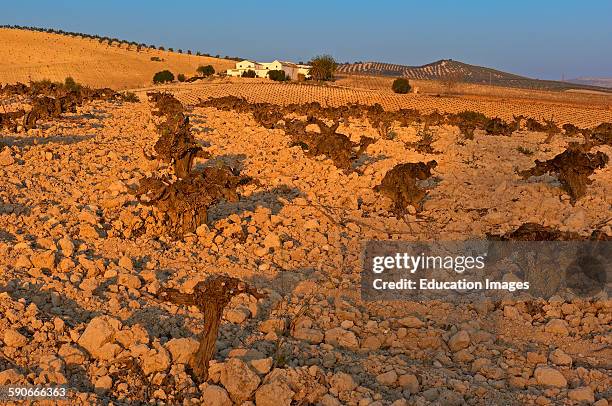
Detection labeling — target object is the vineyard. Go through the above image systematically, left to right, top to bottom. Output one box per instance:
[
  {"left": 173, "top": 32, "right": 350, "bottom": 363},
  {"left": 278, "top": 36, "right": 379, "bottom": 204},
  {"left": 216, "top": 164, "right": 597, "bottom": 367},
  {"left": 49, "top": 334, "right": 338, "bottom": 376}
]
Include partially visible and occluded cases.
[
  {"left": 0, "top": 74, "right": 611, "bottom": 405},
  {"left": 135, "top": 81, "right": 612, "bottom": 128}
]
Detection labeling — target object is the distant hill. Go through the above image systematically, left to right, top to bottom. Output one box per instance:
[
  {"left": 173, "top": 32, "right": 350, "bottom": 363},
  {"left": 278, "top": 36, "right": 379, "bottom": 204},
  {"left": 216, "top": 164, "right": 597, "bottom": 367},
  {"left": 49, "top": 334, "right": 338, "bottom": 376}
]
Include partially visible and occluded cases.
[
  {"left": 338, "top": 59, "right": 612, "bottom": 92},
  {"left": 566, "top": 77, "right": 612, "bottom": 89}
]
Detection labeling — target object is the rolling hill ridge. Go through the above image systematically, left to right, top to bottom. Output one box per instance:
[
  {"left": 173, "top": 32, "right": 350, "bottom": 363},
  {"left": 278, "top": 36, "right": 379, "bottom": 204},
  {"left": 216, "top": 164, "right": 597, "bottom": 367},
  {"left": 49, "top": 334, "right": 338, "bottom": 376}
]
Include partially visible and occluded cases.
[{"left": 338, "top": 59, "right": 612, "bottom": 92}]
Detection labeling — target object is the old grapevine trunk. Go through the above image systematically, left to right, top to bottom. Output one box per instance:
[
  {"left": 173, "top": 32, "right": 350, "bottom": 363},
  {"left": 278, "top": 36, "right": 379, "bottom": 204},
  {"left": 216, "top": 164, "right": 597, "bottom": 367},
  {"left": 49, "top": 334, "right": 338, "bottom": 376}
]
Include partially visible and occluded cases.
[{"left": 158, "top": 275, "right": 265, "bottom": 382}]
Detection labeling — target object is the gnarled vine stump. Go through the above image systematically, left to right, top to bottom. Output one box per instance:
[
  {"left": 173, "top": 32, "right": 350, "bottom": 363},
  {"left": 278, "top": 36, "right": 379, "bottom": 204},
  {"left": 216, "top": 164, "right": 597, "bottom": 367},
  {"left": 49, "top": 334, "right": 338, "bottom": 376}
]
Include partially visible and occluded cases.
[
  {"left": 518, "top": 143, "right": 608, "bottom": 203},
  {"left": 374, "top": 160, "right": 438, "bottom": 215},
  {"left": 134, "top": 166, "right": 251, "bottom": 237},
  {"left": 158, "top": 275, "right": 265, "bottom": 382}
]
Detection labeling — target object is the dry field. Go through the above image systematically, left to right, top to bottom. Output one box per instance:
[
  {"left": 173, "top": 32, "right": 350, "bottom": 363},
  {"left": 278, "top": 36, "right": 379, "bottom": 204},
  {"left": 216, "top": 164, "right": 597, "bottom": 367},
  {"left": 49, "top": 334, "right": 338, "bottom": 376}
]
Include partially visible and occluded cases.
[
  {"left": 0, "top": 28, "right": 235, "bottom": 89},
  {"left": 0, "top": 41, "right": 611, "bottom": 405},
  {"left": 336, "top": 74, "right": 612, "bottom": 101},
  {"left": 136, "top": 79, "right": 612, "bottom": 128}
]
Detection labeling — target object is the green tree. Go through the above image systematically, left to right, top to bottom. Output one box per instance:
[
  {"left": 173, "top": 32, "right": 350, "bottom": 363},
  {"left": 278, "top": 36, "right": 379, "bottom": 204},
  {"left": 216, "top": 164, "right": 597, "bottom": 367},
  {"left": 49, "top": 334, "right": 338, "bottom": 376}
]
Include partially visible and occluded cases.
[
  {"left": 308, "top": 54, "right": 337, "bottom": 81},
  {"left": 196, "top": 65, "right": 215, "bottom": 77},
  {"left": 153, "top": 70, "right": 174, "bottom": 84},
  {"left": 242, "top": 70, "right": 256, "bottom": 78},
  {"left": 267, "top": 70, "right": 286, "bottom": 81},
  {"left": 177, "top": 73, "right": 186, "bottom": 82},
  {"left": 391, "top": 78, "right": 411, "bottom": 94}
]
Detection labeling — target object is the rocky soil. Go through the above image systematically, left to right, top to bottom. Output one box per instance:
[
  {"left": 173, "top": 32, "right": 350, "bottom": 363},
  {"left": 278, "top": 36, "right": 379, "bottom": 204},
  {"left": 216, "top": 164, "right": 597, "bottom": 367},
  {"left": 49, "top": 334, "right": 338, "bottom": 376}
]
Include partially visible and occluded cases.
[{"left": 0, "top": 94, "right": 610, "bottom": 405}]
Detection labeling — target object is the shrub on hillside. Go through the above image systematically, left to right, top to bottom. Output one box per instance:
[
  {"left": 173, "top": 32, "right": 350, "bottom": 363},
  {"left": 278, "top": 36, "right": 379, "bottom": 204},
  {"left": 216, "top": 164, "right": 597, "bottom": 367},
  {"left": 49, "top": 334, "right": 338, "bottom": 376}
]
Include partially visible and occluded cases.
[
  {"left": 150, "top": 56, "right": 162, "bottom": 62},
  {"left": 196, "top": 65, "right": 215, "bottom": 77},
  {"left": 153, "top": 70, "right": 174, "bottom": 84},
  {"left": 242, "top": 70, "right": 256, "bottom": 78},
  {"left": 267, "top": 70, "right": 287, "bottom": 81},
  {"left": 177, "top": 73, "right": 186, "bottom": 82},
  {"left": 64, "top": 76, "right": 82, "bottom": 92},
  {"left": 392, "top": 78, "right": 411, "bottom": 94},
  {"left": 30, "top": 79, "right": 55, "bottom": 94}
]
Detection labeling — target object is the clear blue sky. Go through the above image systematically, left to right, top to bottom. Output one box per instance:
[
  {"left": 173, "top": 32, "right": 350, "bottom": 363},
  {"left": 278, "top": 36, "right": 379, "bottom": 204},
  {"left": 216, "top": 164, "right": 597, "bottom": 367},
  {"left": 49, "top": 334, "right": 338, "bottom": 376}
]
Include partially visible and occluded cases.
[{"left": 3, "top": 0, "right": 611, "bottom": 79}]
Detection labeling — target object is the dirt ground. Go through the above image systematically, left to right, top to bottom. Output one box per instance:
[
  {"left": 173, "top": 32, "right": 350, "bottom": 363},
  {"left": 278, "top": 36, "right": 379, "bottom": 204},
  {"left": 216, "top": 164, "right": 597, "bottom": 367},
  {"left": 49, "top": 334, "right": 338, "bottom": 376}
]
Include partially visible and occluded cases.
[{"left": 0, "top": 76, "right": 611, "bottom": 405}]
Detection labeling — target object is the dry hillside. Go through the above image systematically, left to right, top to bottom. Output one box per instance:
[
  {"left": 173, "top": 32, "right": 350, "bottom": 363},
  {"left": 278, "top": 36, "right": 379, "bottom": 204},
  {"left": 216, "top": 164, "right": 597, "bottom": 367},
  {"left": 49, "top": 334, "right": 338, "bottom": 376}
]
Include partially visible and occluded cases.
[
  {"left": 0, "top": 28, "right": 235, "bottom": 89},
  {"left": 338, "top": 60, "right": 612, "bottom": 93}
]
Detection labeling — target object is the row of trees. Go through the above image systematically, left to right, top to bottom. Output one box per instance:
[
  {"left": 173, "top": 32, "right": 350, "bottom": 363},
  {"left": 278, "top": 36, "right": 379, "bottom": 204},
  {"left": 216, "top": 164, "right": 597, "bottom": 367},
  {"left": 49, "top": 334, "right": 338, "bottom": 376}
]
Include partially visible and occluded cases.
[
  {"left": 0, "top": 25, "right": 242, "bottom": 60},
  {"left": 153, "top": 65, "right": 216, "bottom": 84}
]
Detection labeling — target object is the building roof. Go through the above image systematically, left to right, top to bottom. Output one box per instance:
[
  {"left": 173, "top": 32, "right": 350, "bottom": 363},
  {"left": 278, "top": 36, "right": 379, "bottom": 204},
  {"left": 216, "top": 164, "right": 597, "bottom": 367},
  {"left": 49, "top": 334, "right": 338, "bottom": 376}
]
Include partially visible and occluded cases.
[{"left": 234, "top": 60, "right": 311, "bottom": 69}]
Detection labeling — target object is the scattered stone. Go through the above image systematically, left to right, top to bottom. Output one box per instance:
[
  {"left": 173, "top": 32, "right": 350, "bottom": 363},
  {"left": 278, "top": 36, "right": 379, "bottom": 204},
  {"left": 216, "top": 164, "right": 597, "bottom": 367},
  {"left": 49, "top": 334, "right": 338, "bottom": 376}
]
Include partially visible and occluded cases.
[
  {"left": 0, "top": 148, "right": 15, "bottom": 166},
  {"left": 263, "top": 233, "right": 282, "bottom": 249},
  {"left": 58, "top": 237, "right": 75, "bottom": 256},
  {"left": 30, "top": 250, "right": 56, "bottom": 270},
  {"left": 14, "top": 255, "right": 33, "bottom": 269},
  {"left": 118, "top": 255, "right": 134, "bottom": 270},
  {"left": 118, "top": 273, "right": 142, "bottom": 289},
  {"left": 225, "top": 306, "right": 250, "bottom": 324},
  {"left": 504, "top": 306, "right": 520, "bottom": 319},
  {"left": 398, "top": 316, "right": 424, "bottom": 328},
  {"left": 77, "top": 317, "right": 118, "bottom": 359},
  {"left": 259, "top": 319, "right": 286, "bottom": 334},
  {"left": 544, "top": 319, "right": 569, "bottom": 335},
  {"left": 324, "top": 327, "right": 359, "bottom": 349},
  {"left": 293, "top": 328, "right": 324, "bottom": 344},
  {"left": 3, "top": 329, "right": 28, "bottom": 348},
  {"left": 448, "top": 330, "right": 470, "bottom": 352},
  {"left": 361, "top": 335, "right": 382, "bottom": 350},
  {"left": 165, "top": 337, "right": 198, "bottom": 364},
  {"left": 58, "top": 344, "right": 86, "bottom": 365},
  {"left": 141, "top": 347, "right": 171, "bottom": 375},
  {"left": 549, "top": 349, "right": 572, "bottom": 366},
  {"left": 220, "top": 358, "right": 261, "bottom": 403},
  {"left": 246, "top": 358, "right": 270, "bottom": 375},
  {"left": 534, "top": 367, "right": 567, "bottom": 388},
  {"left": 0, "top": 369, "right": 22, "bottom": 385},
  {"left": 376, "top": 370, "right": 397, "bottom": 386},
  {"left": 330, "top": 371, "right": 358, "bottom": 392},
  {"left": 398, "top": 374, "right": 419, "bottom": 393},
  {"left": 94, "top": 375, "right": 112, "bottom": 395},
  {"left": 508, "top": 376, "right": 527, "bottom": 389},
  {"left": 255, "top": 380, "right": 295, "bottom": 406},
  {"left": 201, "top": 384, "right": 232, "bottom": 406},
  {"left": 567, "top": 387, "right": 595, "bottom": 403},
  {"left": 423, "top": 388, "right": 439, "bottom": 401},
  {"left": 438, "top": 389, "right": 464, "bottom": 406},
  {"left": 320, "top": 394, "right": 342, "bottom": 406}
]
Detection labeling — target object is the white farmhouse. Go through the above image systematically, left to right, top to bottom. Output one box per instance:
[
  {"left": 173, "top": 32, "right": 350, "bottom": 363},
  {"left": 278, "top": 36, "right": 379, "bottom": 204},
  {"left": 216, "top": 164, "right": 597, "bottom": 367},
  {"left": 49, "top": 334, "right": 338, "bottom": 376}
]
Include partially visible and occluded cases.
[{"left": 226, "top": 60, "right": 311, "bottom": 80}]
